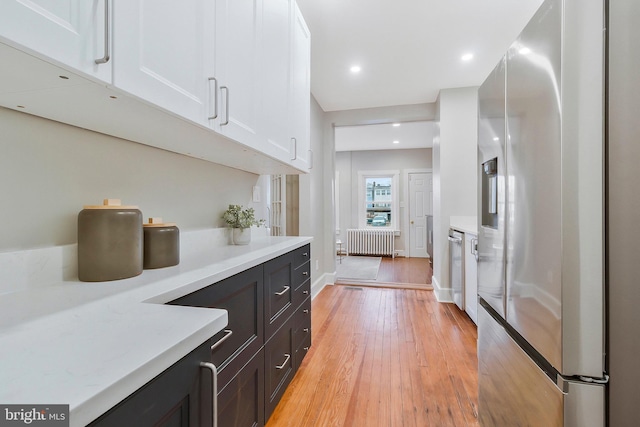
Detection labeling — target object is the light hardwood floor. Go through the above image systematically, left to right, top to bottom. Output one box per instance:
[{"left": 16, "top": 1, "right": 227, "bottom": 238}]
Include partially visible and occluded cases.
[
  {"left": 335, "top": 256, "right": 433, "bottom": 290},
  {"left": 266, "top": 285, "right": 479, "bottom": 427}
]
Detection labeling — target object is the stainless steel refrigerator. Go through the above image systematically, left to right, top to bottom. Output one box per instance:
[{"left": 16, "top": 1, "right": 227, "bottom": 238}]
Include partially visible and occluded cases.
[{"left": 475, "top": 0, "right": 628, "bottom": 424}]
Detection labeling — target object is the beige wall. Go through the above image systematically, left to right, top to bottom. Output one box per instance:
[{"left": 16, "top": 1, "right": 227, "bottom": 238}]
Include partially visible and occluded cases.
[{"left": 0, "top": 107, "right": 262, "bottom": 252}]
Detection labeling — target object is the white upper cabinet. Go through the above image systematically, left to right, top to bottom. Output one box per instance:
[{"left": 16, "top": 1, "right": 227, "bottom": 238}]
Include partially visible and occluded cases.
[
  {"left": 0, "top": 0, "right": 112, "bottom": 83},
  {"left": 0, "top": 0, "right": 311, "bottom": 174},
  {"left": 113, "top": 0, "right": 214, "bottom": 125},
  {"left": 212, "top": 0, "right": 262, "bottom": 147},
  {"left": 261, "top": 0, "right": 294, "bottom": 161},
  {"left": 290, "top": 3, "right": 311, "bottom": 170}
]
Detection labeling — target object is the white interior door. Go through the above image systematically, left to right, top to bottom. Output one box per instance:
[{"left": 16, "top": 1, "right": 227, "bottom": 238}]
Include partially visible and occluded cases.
[{"left": 409, "top": 172, "right": 432, "bottom": 257}]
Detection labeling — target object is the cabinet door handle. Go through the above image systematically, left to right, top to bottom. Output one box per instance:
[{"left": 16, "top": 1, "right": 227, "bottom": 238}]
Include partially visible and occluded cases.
[
  {"left": 95, "top": 0, "right": 110, "bottom": 64},
  {"left": 207, "top": 77, "right": 218, "bottom": 120},
  {"left": 220, "top": 86, "right": 230, "bottom": 126},
  {"left": 291, "top": 138, "right": 297, "bottom": 160},
  {"left": 303, "top": 252, "right": 308, "bottom": 257},
  {"left": 302, "top": 271, "right": 308, "bottom": 276},
  {"left": 275, "top": 286, "right": 290, "bottom": 296},
  {"left": 303, "top": 290, "right": 309, "bottom": 295},
  {"left": 303, "top": 309, "right": 309, "bottom": 314},
  {"left": 303, "top": 328, "right": 309, "bottom": 333},
  {"left": 210, "top": 329, "right": 232, "bottom": 351},
  {"left": 304, "top": 347, "right": 309, "bottom": 351},
  {"left": 275, "top": 353, "right": 291, "bottom": 370},
  {"left": 200, "top": 362, "right": 218, "bottom": 427}
]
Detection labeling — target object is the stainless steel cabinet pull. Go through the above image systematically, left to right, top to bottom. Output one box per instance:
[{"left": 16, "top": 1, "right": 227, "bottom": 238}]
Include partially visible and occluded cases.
[
  {"left": 95, "top": 0, "right": 110, "bottom": 64},
  {"left": 208, "top": 77, "right": 218, "bottom": 120},
  {"left": 221, "top": 86, "right": 229, "bottom": 126},
  {"left": 291, "top": 138, "right": 297, "bottom": 160},
  {"left": 303, "top": 252, "right": 308, "bottom": 257},
  {"left": 303, "top": 271, "right": 308, "bottom": 276},
  {"left": 275, "top": 286, "right": 290, "bottom": 296},
  {"left": 303, "top": 290, "right": 309, "bottom": 295},
  {"left": 303, "top": 309, "right": 309, "bottom": 314},
  {"left": 303, "top": 328, "right": 309, "bottom": 333},
  {"left": 210, "top": 329, "right": 232, "bottom": 351},
  {"left": 303, "top": 347, "right": 309, "bottom": 351},
  {"left": 275, "top": 353, "right": 290, "bottom": 369},
  {"left": 200, "top": 362, "right": 218, "bottom": 427}
]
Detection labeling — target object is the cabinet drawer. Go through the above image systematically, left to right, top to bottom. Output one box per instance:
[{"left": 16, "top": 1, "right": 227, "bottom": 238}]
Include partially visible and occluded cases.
[
  {"left": 291, "top": 244, "right": 311, "bottom": 269},
  {"left": 264, "top": 254, "right": 293, "bottom": 338},
  {"left": 292, "top": 261, "right": 310, "bottom": 287},
  {"left": 168, "top": 265, "right": 264, "bottom": 387},
  {"left": 293, "top": 296, "right": 312, "bottom": 353},
  {"left": 264, "top": 318, "right": 295, "bottom": 419},
  {"left": 295, "top": 334, "right": 311, "bottom": 372},
  {"left": 88, "top": 341, "right": 210, "bottom": 427},
  {"left": 217, "top": 349, "right": 265, "bottom": 427}
]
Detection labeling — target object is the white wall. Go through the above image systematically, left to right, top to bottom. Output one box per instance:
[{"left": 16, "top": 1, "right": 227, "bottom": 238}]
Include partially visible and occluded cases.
[
  {"left": 432, "top": 87, "right": 479, "bottom": 301},
  {"left": 299, "top": 96, "right": 332, "bottom": 296},
  {"left": 0, "top": 107, "right": 263, "bottom": 252},
  {"left": 335, "top": 149, "right": 432, "bottom": 255}
]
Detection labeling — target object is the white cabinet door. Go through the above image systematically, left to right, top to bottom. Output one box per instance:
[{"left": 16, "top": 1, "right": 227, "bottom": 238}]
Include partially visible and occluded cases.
[
  {"left": 0, "top": 0, "right": 111, "bottom": 82},
  {"left": 113, "top": 0, "right": 214, "bottom": 125},
  {"left": 213, "top": 0, "right": 262, "bottom": 147},
  {"left": 261, "top": 0, "right": 293, "bottom": 161},
  {"left": 290, "top": 4, "right": 311, "bottom": 170},
  {"left": 464, "top": 233, "right": 478, "bottom": 325}
]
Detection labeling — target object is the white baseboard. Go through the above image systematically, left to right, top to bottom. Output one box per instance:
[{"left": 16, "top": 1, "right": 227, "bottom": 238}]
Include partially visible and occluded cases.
[
  {"left": 311, "top": 272, "right": 335, "bottom": 299},
  {"left": 432, "top": 276, "right": 454, "bottom": 303}
]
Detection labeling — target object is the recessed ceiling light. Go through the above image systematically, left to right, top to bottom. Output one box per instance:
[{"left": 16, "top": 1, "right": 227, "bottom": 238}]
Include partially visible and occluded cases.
[
  {"left": 519, "top": 47, "right": 532, "bottom": 55},
  {"left": 461, "top": 53, "right": 474, "bottom": 61},
  {"left": 350, "top": 65, "right": 361, "bottom": 73},
  {"left": 392, "top": 123, "right": 401, "bottom": 127},
  {"left": 393, "top": 140, "right": 400, "bottom": 144}
]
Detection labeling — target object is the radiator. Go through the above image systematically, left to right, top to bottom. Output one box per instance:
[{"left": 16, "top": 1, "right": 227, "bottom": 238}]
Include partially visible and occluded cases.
[{"left": 347, "top": 229, "right": 395, "bottom": 257}]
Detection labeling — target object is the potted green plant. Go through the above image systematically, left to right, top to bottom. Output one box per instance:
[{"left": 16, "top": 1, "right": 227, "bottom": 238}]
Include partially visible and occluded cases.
[{"left": 222, "top": 205, "right": 265, "bottom": 245}]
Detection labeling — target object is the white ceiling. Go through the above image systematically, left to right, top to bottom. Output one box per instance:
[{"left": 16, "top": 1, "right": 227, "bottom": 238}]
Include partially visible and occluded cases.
[
  {"left": 296, "top": 0, "right": 544, "bottom": 112},
  {"left": 335, "top": 121, "right": 435, "bottom": 152}
]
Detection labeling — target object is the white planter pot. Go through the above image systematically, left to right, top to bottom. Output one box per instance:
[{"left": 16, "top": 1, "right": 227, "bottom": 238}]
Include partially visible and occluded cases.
[{"left": 232, "top": 228, "right": 251, "bottom": 245}]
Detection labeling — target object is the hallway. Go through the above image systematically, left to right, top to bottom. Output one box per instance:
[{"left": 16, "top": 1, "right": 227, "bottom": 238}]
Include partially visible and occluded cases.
[{"left": 266, "top": 284, "right": 479, "bottom": 427}]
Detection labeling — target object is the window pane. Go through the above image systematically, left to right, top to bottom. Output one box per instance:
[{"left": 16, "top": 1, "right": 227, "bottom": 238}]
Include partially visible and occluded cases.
[{"left": 365, "top": 177, "right": 392, "bottom": 227}]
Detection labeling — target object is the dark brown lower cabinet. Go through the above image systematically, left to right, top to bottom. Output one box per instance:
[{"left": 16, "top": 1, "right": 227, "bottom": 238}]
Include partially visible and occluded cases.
[
  {"left": 92, "top": 245, "right": 312, "bottom": 427},
  {"left": 265, "top": 316, "right": 296, "bottom": 419},
  {"left": 88, "top": 340, "right": 211, "bottom": 427},
  {"left": 217, "top": 349, "right": 265, "bottom": 427}
]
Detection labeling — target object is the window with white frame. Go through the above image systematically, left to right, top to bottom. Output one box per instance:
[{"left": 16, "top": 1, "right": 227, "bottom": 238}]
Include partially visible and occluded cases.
[{"left": 358, "top": 170, "right": 399, "bottom": 229}]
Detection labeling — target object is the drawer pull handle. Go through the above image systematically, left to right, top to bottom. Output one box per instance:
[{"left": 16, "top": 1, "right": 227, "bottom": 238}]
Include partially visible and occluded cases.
[
  {"left": 95, "top": 0, "right": 110, "bottom": 64},
  {"left": 303, "top": 252, "right": 308, "bottom": 257},
  {"left": 303, "top": 271, "right": 308, "bottom": 276},
  {"left": 275, "top": 286, "right": 290, "bottom": 296},
  {"left": 303, "top": 290, "right": 309, "bottom": 295},
  {"left": 303, "top": 309, "right": 309, "bottom": 314},
  {"left": 303, "top": 328, "right": 309, "bottom": 333},
  {"left": 211, "top": 329, "right": 233, "bottom": 351},
  {"left": 304, "top": 347, "right": 309, "bottom": 351},
  {"left": 275, "top": 353, "right": 291, "bottom": 370},
  {"left": 200, "top": 362, "right": 218, "bottom": 427}
]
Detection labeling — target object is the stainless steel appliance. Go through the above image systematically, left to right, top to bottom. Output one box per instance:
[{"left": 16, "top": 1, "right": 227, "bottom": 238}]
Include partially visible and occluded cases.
[
  {"left": 476, "top": 0, "right": 616, "bottom": 425},
  {"left": 448, "top": 228, "right": 464, "bottom": 310}
]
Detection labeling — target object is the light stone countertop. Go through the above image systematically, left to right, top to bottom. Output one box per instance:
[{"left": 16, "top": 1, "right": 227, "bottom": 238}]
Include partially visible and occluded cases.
[
  {"left": 449, "top": 216, "right": 478, "bottom": 235},
  {"left": 0, "top": 234, "right": 312, "bottom": 427}
]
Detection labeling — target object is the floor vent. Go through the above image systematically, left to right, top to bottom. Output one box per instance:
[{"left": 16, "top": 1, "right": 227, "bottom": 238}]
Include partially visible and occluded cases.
[{"left": 344, "top": 286, "right": 364, "bottom": 291}]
